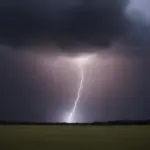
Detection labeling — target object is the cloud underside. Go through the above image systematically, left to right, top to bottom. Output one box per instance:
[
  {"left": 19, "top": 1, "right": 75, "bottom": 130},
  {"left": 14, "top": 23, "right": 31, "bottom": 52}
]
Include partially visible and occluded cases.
[{"left": 0, "top": 0, "right": 150, "bottom": 53}]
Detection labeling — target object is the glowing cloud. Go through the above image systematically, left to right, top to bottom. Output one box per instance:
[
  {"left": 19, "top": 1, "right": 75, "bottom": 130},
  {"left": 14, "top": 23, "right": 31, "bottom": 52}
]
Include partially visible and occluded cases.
[{"left": 73, "top": 54, "right": 96, "bottom": 67}]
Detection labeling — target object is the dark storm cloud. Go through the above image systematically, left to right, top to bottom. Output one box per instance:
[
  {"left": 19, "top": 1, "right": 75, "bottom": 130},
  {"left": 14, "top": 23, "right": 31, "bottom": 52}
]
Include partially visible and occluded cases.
[
  {"left": 0, "top": 0, "right": 130, "bottom": 50},
  {"left": 122, "top": 12, "right": 150, "bottom": 50}
]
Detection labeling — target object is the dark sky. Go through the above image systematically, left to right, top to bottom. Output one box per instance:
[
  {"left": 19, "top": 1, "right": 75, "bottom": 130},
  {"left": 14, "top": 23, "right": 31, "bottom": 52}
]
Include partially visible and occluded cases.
[{"left": 0, "top": 0, "right": 150, "bottom": 123}]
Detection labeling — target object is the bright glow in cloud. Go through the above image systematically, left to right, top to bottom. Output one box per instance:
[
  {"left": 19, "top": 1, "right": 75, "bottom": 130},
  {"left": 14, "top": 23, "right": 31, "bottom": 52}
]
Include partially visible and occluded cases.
[
  {"left": 72, "top": 54, "right": 96, "bottom": 67},
  {"left": 74, "top": 56, "right": 89, "bottom": 66}
]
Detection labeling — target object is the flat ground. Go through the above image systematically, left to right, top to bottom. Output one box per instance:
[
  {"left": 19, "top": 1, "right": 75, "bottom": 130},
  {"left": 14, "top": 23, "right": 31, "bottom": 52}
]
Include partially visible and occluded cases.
[{"left": 0, "top": 125, "right": 150, "bottom": 150}]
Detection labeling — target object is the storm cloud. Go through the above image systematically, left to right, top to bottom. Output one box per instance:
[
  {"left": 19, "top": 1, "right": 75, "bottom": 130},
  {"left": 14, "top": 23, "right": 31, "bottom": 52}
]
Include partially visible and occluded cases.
[{"left": 0, "top": 0, "right": 130, "bottom": 50}]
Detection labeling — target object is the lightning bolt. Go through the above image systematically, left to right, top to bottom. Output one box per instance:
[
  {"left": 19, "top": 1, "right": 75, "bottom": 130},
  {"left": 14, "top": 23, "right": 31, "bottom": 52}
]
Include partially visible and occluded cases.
[{"left": 67, "top": 65, "right": 84, "bottom": 123}]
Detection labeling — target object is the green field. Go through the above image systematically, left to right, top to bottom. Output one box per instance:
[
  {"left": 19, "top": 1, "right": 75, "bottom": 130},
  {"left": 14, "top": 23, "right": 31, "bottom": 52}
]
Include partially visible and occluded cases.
[{"left": 0, "top": 125, "right": 150, "bottom": 150}]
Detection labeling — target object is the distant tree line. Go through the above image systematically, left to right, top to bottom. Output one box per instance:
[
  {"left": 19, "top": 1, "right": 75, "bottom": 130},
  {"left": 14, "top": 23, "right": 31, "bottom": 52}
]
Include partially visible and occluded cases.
[{"left": 0, "top": 120, "right": 150, "bottom": 125}]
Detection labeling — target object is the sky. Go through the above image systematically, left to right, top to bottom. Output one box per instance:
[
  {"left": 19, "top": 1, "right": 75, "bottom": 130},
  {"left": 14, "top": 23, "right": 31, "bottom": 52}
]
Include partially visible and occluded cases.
[{"left": 0, "top": 0, "right": 150, "bottom": 123}]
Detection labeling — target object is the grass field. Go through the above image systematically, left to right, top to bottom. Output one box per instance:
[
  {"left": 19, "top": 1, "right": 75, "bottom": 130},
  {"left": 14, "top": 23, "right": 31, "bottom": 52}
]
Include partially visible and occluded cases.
[{"left": 0, "top": 125, "right": 150, "bottom": 150}]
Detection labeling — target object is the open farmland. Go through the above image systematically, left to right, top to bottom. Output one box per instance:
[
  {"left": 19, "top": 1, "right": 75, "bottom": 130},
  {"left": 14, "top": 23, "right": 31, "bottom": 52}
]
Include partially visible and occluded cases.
[{"left": 0, "top": 125, "right": 150, "bottom": 150}]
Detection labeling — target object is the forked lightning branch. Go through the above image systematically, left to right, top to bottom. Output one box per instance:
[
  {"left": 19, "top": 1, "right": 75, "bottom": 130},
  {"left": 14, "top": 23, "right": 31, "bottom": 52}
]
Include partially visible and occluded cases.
[
  {"left": 66, "top": 54, "right": 96, "bottom": 123},
  {"left": 67, "top": 64, "right": 84, "bottom": 123}
]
